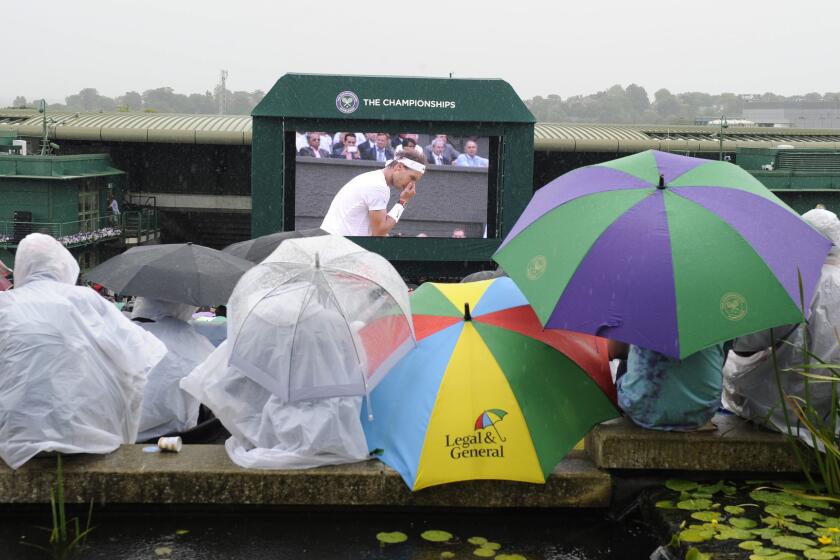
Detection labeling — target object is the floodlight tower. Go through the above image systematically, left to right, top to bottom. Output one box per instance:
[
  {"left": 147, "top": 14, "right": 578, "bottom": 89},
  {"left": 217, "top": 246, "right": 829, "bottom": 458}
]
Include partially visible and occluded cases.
[{"left": 218, "top": 70, "right": 229, "bottom": 115}]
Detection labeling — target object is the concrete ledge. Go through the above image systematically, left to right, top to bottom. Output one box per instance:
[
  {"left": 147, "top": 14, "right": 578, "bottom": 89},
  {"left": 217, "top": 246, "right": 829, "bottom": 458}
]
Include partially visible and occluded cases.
[
  {"left": 586, "top": 414, "right": 807, "bottom": 472},
  {"left": 0, "top": 446, "right": 611, "bottom": 509}
]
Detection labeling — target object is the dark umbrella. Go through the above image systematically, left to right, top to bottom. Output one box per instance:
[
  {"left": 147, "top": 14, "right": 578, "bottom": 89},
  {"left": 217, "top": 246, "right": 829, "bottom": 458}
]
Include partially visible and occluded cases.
[
  {"left": 222, "top": 228, "right": 327, "bottom": 264},
  {"left": 85, "top": 243, "right": 254, "bottom": 306}
]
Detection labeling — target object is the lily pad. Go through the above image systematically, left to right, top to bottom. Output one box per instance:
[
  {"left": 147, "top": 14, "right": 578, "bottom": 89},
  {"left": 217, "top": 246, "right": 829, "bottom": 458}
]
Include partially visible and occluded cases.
[
  {"left": 666, "top": 479, "right": 699, "bottom": 492},
  {"left": 697, "top": 481, "right": 725, "bottom": 495},
  {"left": 750, "top": 490, "right": 798, "bottom": 505},
  {"left": 678, "top": 499, "right": 714, "bottom": 511},
  {"left": 655, "top": 500, "right": 677, "bottom": 509},
  {"left": 766, "top": 504, "right": 804, "bottom": 517},
  {"left": 725, "top": 505, "right": 746, "bottom": 515},
  {"left": 799, "top": 510, "right": 826, "bottom": 523},
  {"left": 691, "top": 511, "right": 721, "bottom": 522},
  {"left": 763, "top": 516, "right": 789, "bottom": 528},
  {"left": 730, "top": 517, "right": 758, "bottom": 529},
  {"left": 818, "top": 518, "right": 840, "bottom": 528},
  {"left": 786, "top": 522, "right": 817, "bottom": 534},
  {"left": 715, "top": 526, "right": 755, "bottom": 540},
  {"left": 752, "top": 527, "right": 782, "bottom": 539},
  {"left": 679, "top": 528, "right": 714, "bottom": 543},
  {"left": 175, "top": 529, "right": 189, "bottom": 535},
  {"left": 421, "top": 530, "right": 454, "bottom": 543},
  {"left": 377, "top": 532, "right": 408, "bottom": 544},
  {"left": 771, "top": 535, "right": 818, "bottom": 551},
  {"left": 468, "top": 537, "right": 489, "bottom": 546},
  {"left": 739, "top": 541, "right": 764, "bottom": 550},
  {"left": 483, "top": 543, "right": 501, "bottom": 551},
  {"left": 473, "top": 548, "right": 495, "bottom": 558},
  {"left": 685, "top": 548, "right": 712, "bottom": 560},
  {"left": 755, "top": 548, "right": 780, "bottom": 555},
  {"left": 804, "top": 550, "right": 835, "bottom": 560},
  {"left": 441, "top": 553, "right": 456, "bottom": 559},
  {"left": 496, "top": 555, "right": 527, "bottom": 560}
]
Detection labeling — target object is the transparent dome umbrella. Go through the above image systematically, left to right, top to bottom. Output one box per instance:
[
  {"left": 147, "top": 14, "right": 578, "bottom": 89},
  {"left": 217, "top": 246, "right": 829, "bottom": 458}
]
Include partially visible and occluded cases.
[
  {"left": 494, "top": 150, "right": 832, "bottom": 359},
  {"left": 226, "top": 235, "right": 415, "bottom": 404},
  {"left": 84, "top": 242, "right": 254, "bottom": 306}
]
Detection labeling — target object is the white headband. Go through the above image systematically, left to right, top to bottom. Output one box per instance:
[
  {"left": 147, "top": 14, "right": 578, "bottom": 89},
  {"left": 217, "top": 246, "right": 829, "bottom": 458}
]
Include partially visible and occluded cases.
[{"left": 387, "top": 156, "right": 426, "bottom": 174}]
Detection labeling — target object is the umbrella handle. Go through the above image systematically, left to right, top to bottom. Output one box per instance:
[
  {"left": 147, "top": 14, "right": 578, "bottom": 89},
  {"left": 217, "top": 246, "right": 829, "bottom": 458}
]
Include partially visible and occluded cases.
[{"left": 492, "top": 422, "right": 506, "bottom": 442}]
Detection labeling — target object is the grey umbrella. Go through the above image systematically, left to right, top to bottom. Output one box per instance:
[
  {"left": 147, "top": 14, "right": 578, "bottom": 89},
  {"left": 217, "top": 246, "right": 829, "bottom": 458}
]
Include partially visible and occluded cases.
[
  {"left": 222, "top": 228, "right": 327, "bottom": 264},
  {"left": 85, "top": 243, "right": 254, "bottom": 306}
]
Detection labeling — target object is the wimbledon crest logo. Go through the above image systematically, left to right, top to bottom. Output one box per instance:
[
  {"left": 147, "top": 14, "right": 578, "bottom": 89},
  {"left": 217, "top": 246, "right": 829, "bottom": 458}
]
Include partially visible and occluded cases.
[
  {"left": 335, "top": 91, "right": 360, "bottom": 114},
  {"left": 526, "top": 255, "right": 547, "bottom": 280},
  {"left": 720, "top": 292, "right": 748, "bottom": 321}
]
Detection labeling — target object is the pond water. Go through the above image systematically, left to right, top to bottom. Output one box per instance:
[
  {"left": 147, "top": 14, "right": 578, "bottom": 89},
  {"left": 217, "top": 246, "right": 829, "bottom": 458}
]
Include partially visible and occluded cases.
[{"left": 0, "top": 507, "right": 660, "bottom": 560}]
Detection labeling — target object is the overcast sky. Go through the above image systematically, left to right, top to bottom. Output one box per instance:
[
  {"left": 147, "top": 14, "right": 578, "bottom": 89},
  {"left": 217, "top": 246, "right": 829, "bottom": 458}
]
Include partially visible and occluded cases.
[{"left": 6, "top": 0, "right": 839, "bottom": 107}]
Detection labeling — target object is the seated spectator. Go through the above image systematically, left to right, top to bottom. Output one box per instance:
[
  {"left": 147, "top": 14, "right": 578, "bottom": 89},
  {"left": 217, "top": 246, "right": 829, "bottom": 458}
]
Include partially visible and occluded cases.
[
  {"left": 333, "top": 131, "right": 365, "bottom": 148},
  {"left": 298, "top": 132, "right": 331, "bottom": 158},
  {"left": 318, "top": 132, "right": 334, "bottom": 153},
  {"left": 332, "top": 132, "right": 363, "bottom": 160},
  {"left": 358, "top": 132, "right": 379, "bottom": 159},
  {"left": 362, "top": 132, "right": 394, "bottom": 162},
  {"left": 391, "top": 133, "right": 408, "bottom": 150},
  {"left": 423, "top": 134, "right": 460, "bottom": 162},
  {"left": 395, "top": 137, "right": 423, "bottom": 156},
  {"left": 427, "top": 138, "right": 452, "bottom": 165},
  {"left": 453, "top": 139, "right": 489, "bottom": 168},
  {"left": 723, "top": 208, "right": 840, "bottom": 444},
  {"left": 451, "top": 228, "right": 466, "bottom": 239},
  {"left": 0, "top": 234, "right": 166, "bottom": 469},
  {"left": 0, "top": 260, "right": 11, "bottom": 291},
  {"left": 180, "top": 280, "right": 369, "bottom": 469},
  {"left": 130, "top": 297, "right": 215, "bottom": 441},
  {"left": 610, "top": 341, "right": 727, "bottom": 431}
]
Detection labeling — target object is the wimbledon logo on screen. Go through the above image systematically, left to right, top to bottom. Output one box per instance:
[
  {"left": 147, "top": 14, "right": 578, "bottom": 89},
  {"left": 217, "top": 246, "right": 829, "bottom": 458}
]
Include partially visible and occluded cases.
[{"left": 336, "top": 91, "right": 360, "bottom": 114}]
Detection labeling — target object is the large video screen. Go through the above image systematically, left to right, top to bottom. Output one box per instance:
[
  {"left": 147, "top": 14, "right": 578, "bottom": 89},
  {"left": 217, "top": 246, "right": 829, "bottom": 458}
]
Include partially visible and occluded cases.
[{"left": 293, "top": 131, "right": 492, "bottom": 238}]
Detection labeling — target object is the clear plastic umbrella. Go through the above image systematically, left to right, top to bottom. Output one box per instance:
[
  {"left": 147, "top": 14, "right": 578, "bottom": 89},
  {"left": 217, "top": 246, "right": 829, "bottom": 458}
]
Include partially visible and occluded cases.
[{"left": 226, "top": 235, "right": 415, "bottom": 406}]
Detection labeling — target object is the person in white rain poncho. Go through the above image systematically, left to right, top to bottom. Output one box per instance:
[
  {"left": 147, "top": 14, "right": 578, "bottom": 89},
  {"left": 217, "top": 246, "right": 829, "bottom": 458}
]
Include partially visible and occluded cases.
[
  {"left": 723, "top": 208, "right": 840, "bottom": 445},
  {"left": 0, "top": 234, "right": 166, "bottom": 469},
  {"left": 180, "top": 235, "right": 414, "bottom": 469},
  {"left": 180, "top": 288, "right": 371, "bottom": 469},
  {"left": 130, "top": 297, "right": 215, "bottom": 441}
]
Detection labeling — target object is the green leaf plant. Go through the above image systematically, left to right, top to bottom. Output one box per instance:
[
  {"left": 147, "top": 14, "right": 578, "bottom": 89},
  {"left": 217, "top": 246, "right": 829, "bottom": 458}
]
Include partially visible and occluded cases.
[{"left": 20, "top": 454, "right": 95, "bottom": 560}]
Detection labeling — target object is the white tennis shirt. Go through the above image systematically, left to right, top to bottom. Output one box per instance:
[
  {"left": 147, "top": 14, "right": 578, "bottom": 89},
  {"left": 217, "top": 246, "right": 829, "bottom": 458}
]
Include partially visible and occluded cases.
[{"left": 321, "top": 170, "right": 390, "bottom": 236}]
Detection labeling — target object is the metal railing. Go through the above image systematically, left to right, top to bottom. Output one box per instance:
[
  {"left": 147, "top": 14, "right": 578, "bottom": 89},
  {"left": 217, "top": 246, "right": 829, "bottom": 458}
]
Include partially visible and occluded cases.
[
  {"left": 121, "top": 209, "right": 160, "bottom": 242},
  {"left": 0, "top": 215, "right": 123, "bottom": 247}
]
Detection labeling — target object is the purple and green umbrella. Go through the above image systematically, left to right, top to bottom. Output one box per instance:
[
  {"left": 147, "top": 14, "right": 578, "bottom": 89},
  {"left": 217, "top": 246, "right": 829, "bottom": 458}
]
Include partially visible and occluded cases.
[{"left": 494, "top": 150, "right": 831, "bottom": 359}]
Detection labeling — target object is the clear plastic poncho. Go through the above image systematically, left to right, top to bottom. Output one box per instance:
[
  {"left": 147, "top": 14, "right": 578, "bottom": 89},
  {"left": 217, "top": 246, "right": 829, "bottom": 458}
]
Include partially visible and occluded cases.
[
  {"left": 723, "top": 209, "right": 840, "bottom": 445},
  {"left": 0, "top": 234, "right": 166, "bottom": 469},
  {"left": 180, "top": 235, "right": 414, "bottom": 469},
  {"left": 131, "top": 298, "right": 215, "bottom": 441}
]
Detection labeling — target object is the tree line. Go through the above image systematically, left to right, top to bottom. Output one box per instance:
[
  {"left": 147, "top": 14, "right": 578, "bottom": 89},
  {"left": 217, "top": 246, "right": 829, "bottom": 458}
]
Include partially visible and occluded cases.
[
  {"left": 8, "top": 85, "right": 840, "bottom": 122},
  {"left": 526, "top": 85, "right": 840, "bottom": 124},
  {"left": 10, "top": 86, "right": 265, "bottom": 115}
]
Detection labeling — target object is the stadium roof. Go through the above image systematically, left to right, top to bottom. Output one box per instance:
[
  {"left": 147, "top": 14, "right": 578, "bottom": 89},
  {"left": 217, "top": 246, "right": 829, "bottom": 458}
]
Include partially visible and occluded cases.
[{"left": 2, "top": 110, "right": 840, "bottom": 152}]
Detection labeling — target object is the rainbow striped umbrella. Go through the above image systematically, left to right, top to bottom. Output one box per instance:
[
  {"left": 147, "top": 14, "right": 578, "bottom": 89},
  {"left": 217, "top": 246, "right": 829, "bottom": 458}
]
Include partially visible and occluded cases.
[
  {"left": 494, "top": 150, "right": 831, "bottom": 359},
  {"left": 362, "top": 277, "right": 617, "bottom": 491}
]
